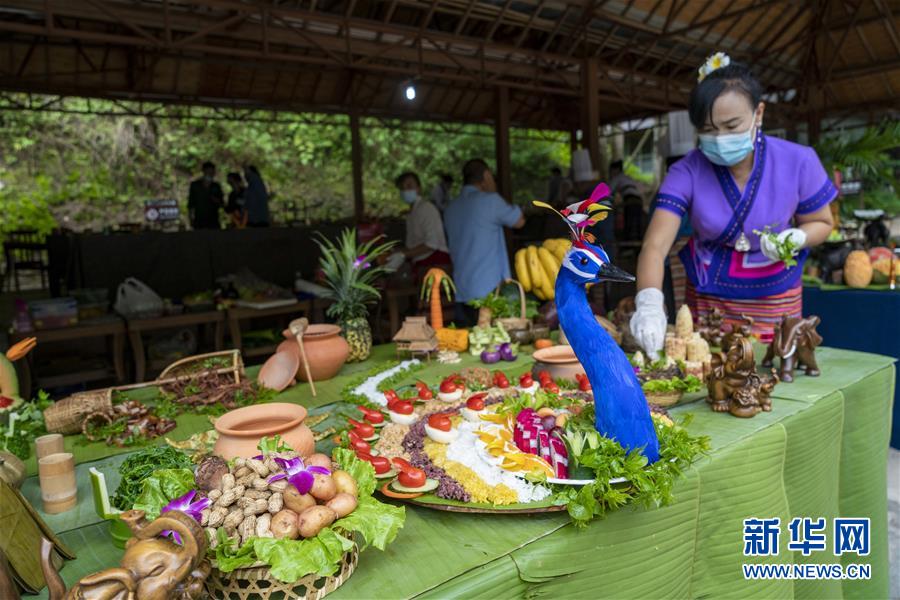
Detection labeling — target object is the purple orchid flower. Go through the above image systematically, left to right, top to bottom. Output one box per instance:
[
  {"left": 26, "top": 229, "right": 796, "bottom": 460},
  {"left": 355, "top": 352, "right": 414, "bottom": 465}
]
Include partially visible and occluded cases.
[
  {"left": 352, "top": 255, "right": 371, "bottom": 270},
  {"left": 269, "top": 456, "right": 330, "bottom": 495},
  {"left": 161, "top": 489, "right": 210, "bottom": 544}
]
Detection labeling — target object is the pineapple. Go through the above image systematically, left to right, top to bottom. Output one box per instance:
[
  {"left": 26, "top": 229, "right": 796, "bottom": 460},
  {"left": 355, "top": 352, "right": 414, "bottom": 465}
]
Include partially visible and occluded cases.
[{"left": 315, "top": 229, "right": 397, "bottom": 362}]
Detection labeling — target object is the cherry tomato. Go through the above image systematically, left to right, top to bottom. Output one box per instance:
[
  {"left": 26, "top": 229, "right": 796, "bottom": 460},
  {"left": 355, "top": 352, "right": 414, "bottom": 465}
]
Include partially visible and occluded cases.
[
  {"left": 537, "top": 370, "right": 552, "bottom": 383},
  {"left": 493, "top": 371, "right": 510, "bottom": 388},
  {"left": 519, "top": 373, "right": 534, "bottom": 386},
  {"left": 576, "top": 373, "right": 592, "bottom": 391},
  {"left": 439, "top": 379, "right": 458, "bottom": 394},
  {"left": 415, "top": 381, "right": 434, "bottom": 400},
  {"left": 543, "top": 382, "right": 560, "bottom": 394},
  {"left": 383, "top": 390, "right": 399, "bottom": 403},
  {"left": 466, "top": 394, "right": 486, "bottom": 411},
  {"left": 0, "top": 396, "right": 12, "bottom": 409},
  {"left": 390, "top": 400, "right": 414, "bottom": 415},
  {"left": 358, "top": 405, "right": 385, "bottom": 424},
  {"left": 427, "top": 414, "right": 452, "bottom": 432},
  {"left": 347, "top": 418, "right": 375, "bottom": 438},
  {"left": 349, "top": 437, "right": 370, "bottom": 453},
  {"left": 358, "top": 452, "right": 391, "bottom": 474},
  {"left": 392, "top": 457, "right": 413, "bottom": 471},
  {"left": 398, "top": 467, "right": 427, "bottom": 488}
]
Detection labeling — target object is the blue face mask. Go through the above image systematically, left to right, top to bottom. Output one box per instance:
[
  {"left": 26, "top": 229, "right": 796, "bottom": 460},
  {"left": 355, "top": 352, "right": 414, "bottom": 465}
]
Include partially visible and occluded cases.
[
  {"left": 698, "top": 124, "right": 757, "bottom": 166},
  {"left": 400, "top": 189, "right": 418, "bottom": 204}
]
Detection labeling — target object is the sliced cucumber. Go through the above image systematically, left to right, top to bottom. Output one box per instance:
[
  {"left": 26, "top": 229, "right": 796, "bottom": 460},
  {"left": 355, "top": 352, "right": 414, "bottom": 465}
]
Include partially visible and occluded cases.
[
  {"left": 363, "top": 434, "right": 380, "bottom": 442},
  {"left": 374, "top": 468, "right": 399, "bottom": 480},
  {"left": 389, "top": 478, "right": 439, "bottom": 494}
]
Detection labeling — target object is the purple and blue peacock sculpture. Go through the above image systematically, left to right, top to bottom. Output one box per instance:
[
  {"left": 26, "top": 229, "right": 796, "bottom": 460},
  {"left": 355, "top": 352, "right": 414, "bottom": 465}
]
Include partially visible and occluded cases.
[{"left": 535, "top": 184, "right": 660, "bottom": 463}]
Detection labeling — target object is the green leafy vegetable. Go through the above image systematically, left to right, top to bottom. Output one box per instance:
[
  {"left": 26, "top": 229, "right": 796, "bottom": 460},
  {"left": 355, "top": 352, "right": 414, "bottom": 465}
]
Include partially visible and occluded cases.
[
  {"left": 753, "top": 225, "right": 800, "bottom": 268},
  {"left": 642, "top": 375, "right": 702, "bottom": 394},
  {"left": 0, "top": 391, "right": 51, "bottom": 460},
  {"left": 558, "top": 406, "right": 710, "bottom": 527},
  {"left": 257, "top": 435, "right": 292, "bottom": 455},
  {"left": 112, "top": 445, "right": 193, "bottom": 510},
  {"left": 132, "top": 468, "right": 195, "bottom": 520}
]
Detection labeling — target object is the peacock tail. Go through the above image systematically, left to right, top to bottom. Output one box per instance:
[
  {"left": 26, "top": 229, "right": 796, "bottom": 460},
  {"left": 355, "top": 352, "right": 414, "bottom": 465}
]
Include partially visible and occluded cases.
[{"left": 556, "top": 269, "right": 660, "bottom": 463}]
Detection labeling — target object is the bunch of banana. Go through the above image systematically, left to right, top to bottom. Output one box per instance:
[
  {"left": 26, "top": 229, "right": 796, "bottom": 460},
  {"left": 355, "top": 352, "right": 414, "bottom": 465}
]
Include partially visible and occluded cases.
[{"left": 514, "top": 238, "right": 572, "bottom": 301}]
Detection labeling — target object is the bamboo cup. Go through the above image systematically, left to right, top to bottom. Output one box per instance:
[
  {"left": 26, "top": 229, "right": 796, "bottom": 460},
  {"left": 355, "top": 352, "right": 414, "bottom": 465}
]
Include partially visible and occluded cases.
[
  {"left": 35, "top": 433, "right": 65, "bottom": 460},
  {"left": 38, "top": 452, "right": 77, "bottom": 514}
]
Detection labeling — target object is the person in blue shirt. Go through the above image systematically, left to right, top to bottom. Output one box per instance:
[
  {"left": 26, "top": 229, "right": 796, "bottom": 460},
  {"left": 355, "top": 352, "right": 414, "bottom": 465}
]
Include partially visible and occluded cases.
[{"left": 444, "top": 158, "right": 525, "bottom": 325}]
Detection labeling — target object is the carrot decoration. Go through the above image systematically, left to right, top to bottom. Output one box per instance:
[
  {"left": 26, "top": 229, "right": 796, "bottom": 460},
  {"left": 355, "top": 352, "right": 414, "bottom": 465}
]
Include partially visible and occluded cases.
[{"left": 420, "top": 268, "right": 455, "bottom": 330}]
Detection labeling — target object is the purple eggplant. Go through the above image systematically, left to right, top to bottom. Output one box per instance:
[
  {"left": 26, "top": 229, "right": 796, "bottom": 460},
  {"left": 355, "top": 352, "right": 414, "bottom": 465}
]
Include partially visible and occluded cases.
[
  {"left": 497, "top": 343, "right": 516, "bottom": 362},
  {"left": 480, "top": 349, "right": 501, "bottom": 364}
]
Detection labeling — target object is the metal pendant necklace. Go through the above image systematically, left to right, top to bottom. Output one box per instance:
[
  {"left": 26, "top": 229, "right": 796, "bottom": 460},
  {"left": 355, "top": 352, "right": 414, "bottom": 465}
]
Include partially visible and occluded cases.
[
  {"left": 732, "top": 128, "right": 762, "bottom": 253},
  {"left": 735, "top": 230, "right": 751, "bottom": 253}
]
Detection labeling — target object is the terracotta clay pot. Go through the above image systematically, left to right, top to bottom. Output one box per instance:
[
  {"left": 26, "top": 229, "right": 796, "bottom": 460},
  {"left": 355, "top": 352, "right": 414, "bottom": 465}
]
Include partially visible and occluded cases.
[
  {"left": 282, "top": 324, "right": 350, "bottom": 382},
  {"left": 531, "top": 345, "right": 587, "bottom": 383},
  {"left": 257, "top": 351, "right": 300, "bottom": 392},
  {"left": 214, "top": 402, "right": 314, "bottom": 459}
]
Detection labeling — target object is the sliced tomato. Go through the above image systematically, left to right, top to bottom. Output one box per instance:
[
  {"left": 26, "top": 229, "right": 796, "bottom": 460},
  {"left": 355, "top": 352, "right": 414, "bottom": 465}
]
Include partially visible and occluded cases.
[
  {"left": 537, "top": 370, "right": 552, "bottom": 383},
  {"left": 519, "top": 373, "right": 534, "bottom": 386},
  {"left": 576, "top": 373, "right": 592, "bottom": 391},
  {"left": 438, "top": 379, "right": 458, "bottom": 394},
  {"left": 415, "top": 381, "right": 434, "bottom": 400},
  {"left": 542, "top": 381, "right": 560, "bottom": 394},
  {"left": 466, "top": 393, "right": 486, "bottom": 411},
  {"left": 0, "top": 396, "right": 12, "bottom": 409},
  {"left": 391, "top": 400, "right": 414, "bottom": 415},
  {"left": 364, "top": 411, "right": 385, "bottom": 424},
  {"left": 427, "top": 414, "right": 452, "bottom": 432},
  {"left": 347, "top": 418, "right": 375, "bottom": 438},
  {"left": 349, "top": 437, "right": 370, "bottom": 454},
  {"left": 358, "top": 452, "right": 391, "bottom": 474},
  {"left": 392, "top": 457, "right": 413, "bottom": 471},
  {"left": 398, "top": 468, "right": 427, "bottom": 488},
  {"left": 380, "top": 482, "right": 423, "bottom": 499}
]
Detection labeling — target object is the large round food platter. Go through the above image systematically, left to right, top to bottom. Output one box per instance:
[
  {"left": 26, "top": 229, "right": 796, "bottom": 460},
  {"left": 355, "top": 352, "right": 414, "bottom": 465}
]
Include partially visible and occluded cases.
[{"left": 345, "top": 369, "right": 678, "bottom": 517}]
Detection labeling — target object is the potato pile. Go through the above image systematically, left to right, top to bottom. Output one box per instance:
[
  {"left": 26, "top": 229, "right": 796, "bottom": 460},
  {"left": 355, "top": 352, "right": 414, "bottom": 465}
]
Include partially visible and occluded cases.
[{"left": 196, "top": 452, "right": 359, "bottom": 548}]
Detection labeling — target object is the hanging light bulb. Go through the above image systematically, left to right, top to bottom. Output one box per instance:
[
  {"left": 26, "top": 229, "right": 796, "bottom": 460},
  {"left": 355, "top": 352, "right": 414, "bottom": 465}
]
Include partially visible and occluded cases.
[{"left": 404, "top": 83, "right": 416, "bottom": 101}]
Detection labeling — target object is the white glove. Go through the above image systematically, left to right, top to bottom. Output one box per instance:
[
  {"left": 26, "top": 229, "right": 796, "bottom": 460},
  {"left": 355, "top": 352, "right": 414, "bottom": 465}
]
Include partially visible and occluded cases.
[
  {"left": 760, "top": 228, "right": 807, "bottom": 263},
  {"left": 630, "top": 288, "right": 667, "bottom": 360}
]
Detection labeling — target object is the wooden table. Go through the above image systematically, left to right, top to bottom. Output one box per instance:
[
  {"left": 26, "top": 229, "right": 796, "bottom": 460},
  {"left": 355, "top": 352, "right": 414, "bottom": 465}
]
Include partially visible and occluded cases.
[
  {"left": 226, "top": 301, "right": 312, "bottom": 358},
  {"left": 125, "top": 311, "right": 225, "bottom": 382},
  {"left": 10, "top": 316, "right": 126, "bottom": 399}
]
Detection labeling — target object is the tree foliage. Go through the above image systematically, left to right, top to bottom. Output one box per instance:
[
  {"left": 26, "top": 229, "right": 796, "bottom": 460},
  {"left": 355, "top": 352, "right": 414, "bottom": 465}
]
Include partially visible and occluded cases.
[{"left": 0, "top": 98, "right": 569, "bottom": 239}]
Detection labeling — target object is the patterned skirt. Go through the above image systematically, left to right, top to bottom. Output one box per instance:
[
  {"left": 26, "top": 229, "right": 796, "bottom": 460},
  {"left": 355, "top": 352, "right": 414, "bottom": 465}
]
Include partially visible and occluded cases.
[{"left": 684, "top": 282, "right": 802, "bottom": 344}]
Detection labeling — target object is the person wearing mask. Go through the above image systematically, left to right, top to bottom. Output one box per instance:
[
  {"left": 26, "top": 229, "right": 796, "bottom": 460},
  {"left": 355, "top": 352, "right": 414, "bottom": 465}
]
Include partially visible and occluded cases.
[
  {"left": 631, "top": 54, "right": 835, "bottom": 358},
  {"left": 444, "top": 159, "right": 526, "bottom": 325},
  {"left": 608, "top": 159, "right": 645, "bottom": 240},
  {"left": 187, "top": 161, "right": 224, "bottom": 229},
  {"left": 243, "top": 165, "right": 270, "bottom": 227},
  {"left": 395, "top": 171, "right": 451, "bottom": 279},
  {"left": 225, "top": 172, "right": 248, "bottom": 229},
  {"left": 429, "top": 174, "right": 453, "bottom": 212}
]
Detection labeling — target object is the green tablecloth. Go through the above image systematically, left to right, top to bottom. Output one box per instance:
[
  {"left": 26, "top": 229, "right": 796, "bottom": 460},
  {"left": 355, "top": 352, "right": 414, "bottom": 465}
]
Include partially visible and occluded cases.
[{"left": 21, "top": 345, "right": 895, "bottom": 599}]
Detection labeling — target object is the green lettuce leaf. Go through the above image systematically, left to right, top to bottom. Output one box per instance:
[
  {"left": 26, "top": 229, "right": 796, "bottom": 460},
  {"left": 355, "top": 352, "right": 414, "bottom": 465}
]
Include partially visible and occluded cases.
[
  {"left": 131, "top": 468, "right": 195, "bottom": 520},
  {"left": 334, "top": 495, "right": 405, "bottom": 550},
  {"left": 252, "top": 528, "right": 354, "bottom": 581},
  {"left": 213, "top": 529, "right": 257, "bottom": 572}
]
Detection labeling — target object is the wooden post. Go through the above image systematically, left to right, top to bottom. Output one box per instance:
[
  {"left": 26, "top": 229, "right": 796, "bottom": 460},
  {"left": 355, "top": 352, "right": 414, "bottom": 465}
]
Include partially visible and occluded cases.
[
  {"left": 581, "top": 58, "right": 600, "bottom": 178},
  {"left": 494, "top": 86, "right": 512, "bottom": 201},
  {"left": 350, "top": 112, "right": 364, "bottom": 223}
]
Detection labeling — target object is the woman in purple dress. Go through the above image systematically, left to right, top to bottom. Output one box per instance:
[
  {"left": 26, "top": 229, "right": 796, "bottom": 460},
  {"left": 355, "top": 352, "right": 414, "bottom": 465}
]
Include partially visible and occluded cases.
[{"left": 631, "top": 55, "right": 836, "bottom": 357}]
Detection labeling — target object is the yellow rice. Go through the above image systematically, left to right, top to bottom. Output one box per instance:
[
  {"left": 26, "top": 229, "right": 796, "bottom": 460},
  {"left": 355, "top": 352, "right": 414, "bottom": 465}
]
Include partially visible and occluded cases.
[{"left": 424, "top": 439, "right": 518, "bottom": 505}]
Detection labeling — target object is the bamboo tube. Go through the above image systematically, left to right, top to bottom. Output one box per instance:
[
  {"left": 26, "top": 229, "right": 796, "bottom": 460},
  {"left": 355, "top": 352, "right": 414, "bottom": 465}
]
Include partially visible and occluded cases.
[
  {"left": 35, "top": 434, "right": 64, "bottom": 460},
  {"left": 38, "top": 452, "right": 77, "bottom": 514}
]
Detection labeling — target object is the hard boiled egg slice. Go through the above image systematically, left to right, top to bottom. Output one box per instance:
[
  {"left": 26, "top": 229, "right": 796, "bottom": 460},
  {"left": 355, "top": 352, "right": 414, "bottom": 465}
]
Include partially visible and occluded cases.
[
  {"left": 517, "top": 382, "right": 539, "bottom": 395},
  {"left": 437, "top": 388, "right": 463, "bottom": 403},
  {"left": 460, "top": 407, "right": 485, "bottom": 423},
  {"left": 389, "top": 410, "right": 417, "bottom": 425},
  {"left": 424, "top": 423, "right": 460, "bottom": 444}
]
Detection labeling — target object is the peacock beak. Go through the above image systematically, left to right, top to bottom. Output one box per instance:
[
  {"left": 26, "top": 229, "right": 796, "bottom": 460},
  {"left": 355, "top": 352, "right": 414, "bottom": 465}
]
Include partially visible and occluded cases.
[{"left": 596, "top": 263, "right": 635, "bottom": 283}]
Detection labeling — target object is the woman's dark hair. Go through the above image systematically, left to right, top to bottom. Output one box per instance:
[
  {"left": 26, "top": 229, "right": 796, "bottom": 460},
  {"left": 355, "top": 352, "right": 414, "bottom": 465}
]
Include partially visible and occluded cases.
[
  {"left": 688, "top": 61, "right": 762, "bottom": 129},
  {"left": 395, "top": 171, "right": 421, "bottom": 188}
]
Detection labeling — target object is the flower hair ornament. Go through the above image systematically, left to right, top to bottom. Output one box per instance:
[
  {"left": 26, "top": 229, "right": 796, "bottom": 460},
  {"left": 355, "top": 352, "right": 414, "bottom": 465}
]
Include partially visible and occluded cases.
[
  {"left": 697, "top": 51, "right": 731, "bottom": 82},
  {"left": 534, "top": 182, "right": 612, "bottom": 246}
]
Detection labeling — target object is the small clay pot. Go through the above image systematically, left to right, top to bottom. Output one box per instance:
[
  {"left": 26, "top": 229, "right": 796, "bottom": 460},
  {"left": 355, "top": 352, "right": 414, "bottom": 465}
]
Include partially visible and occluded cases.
[
  {"left": 286, "top": 324, "right": 350, "bottom": 382},
  {"left": 508, "top": 328, "right": 534, "bottom": 345},
  {"left": 531, "top": 345, "right": 587, "bottom": 383},
  {"left": 257, "top": 351, "right": 300, "bottom": 392},
  {"left": 214, "top": 402, "right": 314, "bottom": 459}
]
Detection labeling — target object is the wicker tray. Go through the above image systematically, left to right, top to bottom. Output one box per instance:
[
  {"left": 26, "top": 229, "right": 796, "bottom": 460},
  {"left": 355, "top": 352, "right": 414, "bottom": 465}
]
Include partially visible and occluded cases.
[
  {"left": 492, "top": 278, "right": 531, "bottom": 332},
  {"left": 644, "top": 391, "right": 683, "bottom": 407},
  {"left": 205, "top": 544, "right": 358, "bottom": 600}
]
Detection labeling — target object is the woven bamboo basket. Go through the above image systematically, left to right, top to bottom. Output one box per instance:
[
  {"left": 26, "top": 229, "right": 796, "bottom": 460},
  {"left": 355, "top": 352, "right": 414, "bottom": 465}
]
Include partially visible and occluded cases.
[
  {"left": 492, "top": 279, "right": 530, "bottom": 332},
  {"left": 43, "top": 390, "right": 112, "bottom": 434},
  {"left": 645, "top": 391, "right": 683, "bottom": 407},
  {"left": 205, "top": 544, "right": 358, "bottom": 600}
]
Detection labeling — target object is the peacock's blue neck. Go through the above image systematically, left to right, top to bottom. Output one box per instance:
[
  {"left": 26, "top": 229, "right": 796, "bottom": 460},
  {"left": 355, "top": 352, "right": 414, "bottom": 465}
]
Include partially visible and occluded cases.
[{"left": 556, "top": 269, "right": 660, "bottom": 463}]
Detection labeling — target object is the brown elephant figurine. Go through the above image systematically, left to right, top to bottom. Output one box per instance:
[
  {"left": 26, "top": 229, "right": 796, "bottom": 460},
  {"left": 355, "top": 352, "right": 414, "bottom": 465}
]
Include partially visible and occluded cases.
[
  {"left": 612, "top": 297, "right": 641, "bottom": 353},
  {"left": 697, "top": 307, "right": 726, "bottom": 347},
  {"left": 762, "top": 315, "right": 822, "bottom": 383},
  {"left": 707, "top": 336, "right": 778, "bottom": 418},
  {"left": 41, "top": 510, "right": 209, "bottom": 600}
]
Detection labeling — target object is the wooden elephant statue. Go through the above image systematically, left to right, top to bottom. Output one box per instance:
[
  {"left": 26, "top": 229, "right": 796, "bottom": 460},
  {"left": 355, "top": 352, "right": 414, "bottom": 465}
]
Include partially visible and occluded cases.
[
  {"left": 762, "top": 315, "right": 822, "bottom": 383},
  {"left": 707, "top": 336, "right": 778, "bottom": 418},
  {"left": 41, "top": 510, "right": 209, "bottom": 600}
]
